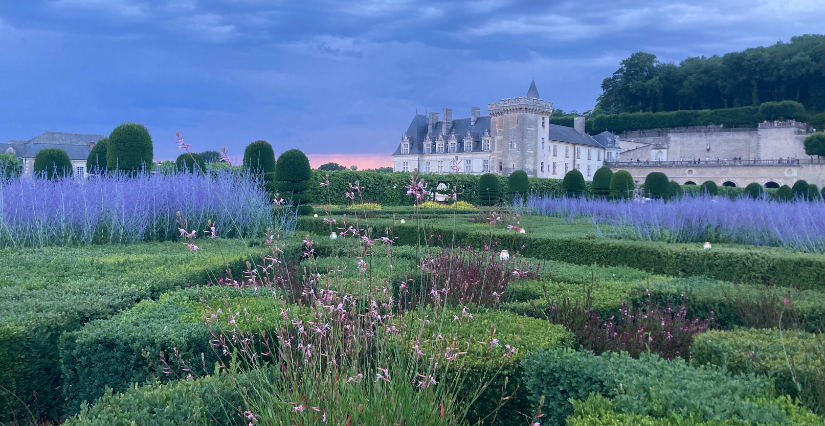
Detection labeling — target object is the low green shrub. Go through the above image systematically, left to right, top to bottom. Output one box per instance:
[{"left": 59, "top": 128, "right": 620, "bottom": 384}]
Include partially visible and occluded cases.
[
  {"left": 34, "top": 148, "right": 73, "bottom": 179},
  {"left": 175, "top": 152, "right": 206, "bottom": 174},
  {"left": 562, "top": 169, "right": 586, "bottom": 197},
  {"left": 410, "top": 309, "right": 573, "bottom": 425},
  {"left": 691, "top": 329, "right": 825, "bottom": 414},
  {"left": 523, "top": 348, "right": 795, "bottom": 425},
  {"left": 64, "top": 371, "right": 256, "bottom": 426}
]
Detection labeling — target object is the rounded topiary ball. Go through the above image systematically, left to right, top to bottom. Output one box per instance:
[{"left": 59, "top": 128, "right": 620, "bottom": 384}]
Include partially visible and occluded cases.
[
  {"left": 106, "top": 122, "right": 153, "bottom": 173},
  {"left": 86, "top": 138, "right": 108, "bottom": 174},
  {"left": 243, "top": 140, "right": 276, "bottom": 176},
  {"left": 34, "top": 148, "right": 73, "bottom": 179},
  {"left": 275, "top": 149, "right": 312, "bottom": 210},
  {"left": 175, "top": 152, "right": 206, "bottom": 174},
  {"left": 592, "top": 166, "right": 613, "bottom": 197},
  {"left": 562, "top": 169, "right": 585, "bottom": 197},
  {"left": 508, "top": 170, "right": 529, "bottom": 197},
  {"left": 609, "top": 170, "right": 635, "bottom": 199},
  {"left": 644, "top": 172, "right": 669, "bottom": 199},
  {"left": 478, "top": 173, "right": 500, "bottom": 205},
  {"left": 791, "top": 179, "right": 809, "bottom": 200},
  {"left": 700, "top": 180, "right": 718, "bottom": 196},
  {"left": 745, "top": 182, "right": 764, "bottom": 199},
  {"left": 776, "top": 184, "right": 793, "bottom": 201},
  {"left": 808, "top": 184, "right": 821, "bottom": 201}
]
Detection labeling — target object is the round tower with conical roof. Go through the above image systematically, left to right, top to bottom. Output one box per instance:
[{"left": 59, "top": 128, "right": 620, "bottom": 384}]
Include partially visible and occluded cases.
[{"left": 488, "top": 80, "right": 553, "bottom": 176}]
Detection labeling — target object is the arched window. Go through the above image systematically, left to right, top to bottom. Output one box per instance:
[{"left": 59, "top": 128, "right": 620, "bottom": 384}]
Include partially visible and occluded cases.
[
  {"left": 684, "top": 181, "right": 697, "bottom": 185},
  {"left": 722, "top": 181, "right": 737, "bottom": 187},
  {"left": 765, "top": 181, "right": 780, "bottom": 189}
]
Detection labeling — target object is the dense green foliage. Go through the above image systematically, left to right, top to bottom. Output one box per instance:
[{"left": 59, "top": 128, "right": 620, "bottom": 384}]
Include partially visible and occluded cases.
[
  {"left": 597, "top": 35, "right": 825, "bottom": 114},
  {"left": 760, "top": 100, "right": 809, "bottom": 121},
  {"left": 811, "top": 113, "right": 825, "bottom": 132},
  {"left": 106, "top": 123, "right": 153, "bottom": 173},
  {"left": 805, "top": 132, "right": 825, "bottom": 157},
  {"left": 85, "top": 138, "right": 108, "bottom": 174},
  {"left": 242, "top": 140, "right": 277, "bottom": 193},
  {"left": 34, "top": 148, "right": 73, "bottom": 179},
  {"left": 275, "top": 149, "right": 312, "bottom": 214},
  {"left": 200, "top": 150, "right": 222, "bottom": 163},
  {"left": 0, "top": 152, "right": 22, "bottom": 179},
  {"left": 175, "top": 152, "right": 206, "bottom": 174},
  {"left": 318, "top": 161, "right": 346, "bottom": 171},
  {"left": 592, "top": 166, "right": 613, "bottom": 197},
  {"left": 562, "top": 169, "right": 586, "bottom": 197},
  {"left": 507, "top": 170, "right": 529, "bottom": 196},
  {"left": 609, "top": 170, "right": 635, "bottom": 199},
  {"left": 644, "top": 172, "right": 669, "bottom": 198},
  {"left": 478, "top": 173, "right": 500, "bottom": 205},
  {"left": 792, "top": 179, "right": 810, "bottom": 199},
  {"left": 668, "top": 180, "right": 682, "bottom": 199},
  {"left": 700, "top": 180, "right": 718, "bottom": 196},
  {"left": 745, "top": 182, "right": 765, "bottom": 198},
  {"left": 777, "top": 184, "right": 794, "bottom": 201},
  {"left": 0, "top": 240, "right": 267, "bottom": 422},
  {"left": 411, "top": 310, "right": 573, "bottom": 425},
  {"left": 691, "top": 329, "right": 825, "bottom": 414},
  {"left": 523, "top": 348, "right": 791, "bottom": 425},
  {"left": 65, "top": 372, "right": 254, "bottom": 426}
]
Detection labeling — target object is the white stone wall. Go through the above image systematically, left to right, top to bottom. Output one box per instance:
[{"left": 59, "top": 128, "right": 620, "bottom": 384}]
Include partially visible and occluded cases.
[
  {"left": 394, "top": 153, "right": 492, "bottom": 175},
  {"left": 610, "top": 163, "right": 825, "bottom": 188}
]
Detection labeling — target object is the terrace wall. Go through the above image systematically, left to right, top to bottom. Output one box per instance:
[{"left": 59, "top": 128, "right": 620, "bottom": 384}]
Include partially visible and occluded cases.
[{"left": 609, "top": 162, "right": 825, "bottom": 188}]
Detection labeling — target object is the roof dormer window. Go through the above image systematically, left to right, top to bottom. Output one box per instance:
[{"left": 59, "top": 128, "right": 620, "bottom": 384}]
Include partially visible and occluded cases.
[
  {"left": 401, "top": 143, "right": 409, "bottom": 154},
  {"left": 424, "top": 143, "right": 431, "bottom": 154}
]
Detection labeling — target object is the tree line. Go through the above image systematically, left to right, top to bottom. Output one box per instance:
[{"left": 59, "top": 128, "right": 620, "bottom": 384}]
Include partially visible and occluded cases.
[{"left": 596, "top": 34, "right": 825, "bottom": 115}]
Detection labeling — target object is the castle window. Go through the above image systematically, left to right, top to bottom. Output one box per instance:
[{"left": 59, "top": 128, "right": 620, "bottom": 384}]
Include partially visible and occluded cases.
[
  {"left": 542, "top": 117, "right": 545, "bottom": 128},
  {"left": 542, "top": 138, "right": 545, "bottom": 150},
  {"left": 464, "top": 140, "right": 471, "bottom": 152},
  {"left": 482, "top": 140, "right": 490, "bottom": 151},
  {"left": 509, "top": 141, "right": 517, "bottom": 151},
  {"left": 436, "top": 142, "right": 444, "bottom": 153},
  {"left": 449, "top": 142, "right": 457, "bottom": 153},
  {"left": 401, "top": 143, "right": 409, "bottom": 154},
  {"left": 424, "top": 143, "right": 431, "bottom": 154},
  {"left": 553, "top": 145, "right": 557, "bottom": 157},
  {"left": 565, "top": 146, "right": 569, "bottom": 158},
  {"left": 577, "top": 147, "right": 581, "bottom": 159},
  {"left": 587, "top": 149, "right": 591, "bottom": 160},
  {"left": 597, "top": 150, "right": 601, "bottom": 161},
  {"left": 465, "top": 159, "right": 472, "bottom": 173},
  {"left": 483, "top": 160, "right": 489, "bottom": 172},
  {"left": 402, "top": 161, "right": 409, "bottom": 172},
  {"left": 425, "top": 161, "right": 431, "bottom": 173},
  {"left": 437, "top": 161, "right": 443, "bottom": 173},
  {"left": 499, "top": 162, "right": 502, "bottom": 171},
  {"left": 540, "top": 162, "right": 544, "bottom": 172},
  {"left": 552, "top": 162, "right": 556, "bottom": 175},
  {"left": 565, "top": 163, "right": 569, "bottom": 174},
  {"left": 587, "top": 165, "right": 591, "bottom": 177},
  {"left": 75, "top": 166, "right": 85, "bottom": 177}
]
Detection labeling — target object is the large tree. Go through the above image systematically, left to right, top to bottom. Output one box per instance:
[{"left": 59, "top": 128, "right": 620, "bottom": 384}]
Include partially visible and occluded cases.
[
  {"left": 804, "top": 132, "right": 825, "bottom": 158},
  {"left": 318, "top": 162, "right": 346, "bottom": 171}
]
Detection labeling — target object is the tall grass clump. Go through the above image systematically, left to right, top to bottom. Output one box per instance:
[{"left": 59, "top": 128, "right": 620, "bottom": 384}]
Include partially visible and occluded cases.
[
  {"left": 0, "top": 168, "right": 286, "bottom": 248},
  {"left": 524, "top": 193, "right": 825, "bottom": 252}
]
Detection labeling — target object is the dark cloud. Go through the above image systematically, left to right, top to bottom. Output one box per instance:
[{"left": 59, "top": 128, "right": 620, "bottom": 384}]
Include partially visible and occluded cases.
[{"left": 0, "top": 0, "right": 822, "bottom": 161}]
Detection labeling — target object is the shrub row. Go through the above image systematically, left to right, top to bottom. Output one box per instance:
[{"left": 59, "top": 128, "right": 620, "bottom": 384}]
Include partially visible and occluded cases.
[
  {"left": 552, "top": 102, "right": 809, "bottom": 134},
  {"left": 306, "top": 169, "right": 589, "bottom": 206},
  {"left": 691, "top": 329, "right": 825, "bottom": 414},
  {"left": 522, "top": 348, "right": 821, "bottom": 425}
]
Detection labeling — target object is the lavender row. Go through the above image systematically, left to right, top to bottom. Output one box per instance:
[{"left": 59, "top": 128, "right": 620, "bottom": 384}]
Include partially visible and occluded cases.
[
  {"left": 0, "top": 171, "right": 288, "bottom": 248},
  {"left": 523, "top": 194, "right": 825, "bottom": 253}
]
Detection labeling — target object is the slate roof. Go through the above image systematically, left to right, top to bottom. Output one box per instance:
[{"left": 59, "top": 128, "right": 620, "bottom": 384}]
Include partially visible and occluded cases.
[
  {"left": 526, "top": 80, "right": 540, "bottom": 98},
  {"left": 392, "top": 114, "right": 492, "bottom": 156},
  {"left": 547, "top": 124, "right": 605, "bottom": 148},
  {"left": 590, "top": 131, "right": 620, "bottom": 149},
  {"left": 1, "top": 132, "right": 105, "bottom": 160}
]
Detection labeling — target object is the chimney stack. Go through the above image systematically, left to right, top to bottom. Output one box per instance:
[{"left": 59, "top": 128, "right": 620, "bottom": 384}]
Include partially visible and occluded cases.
[
  {"left": 470, "top": 107, "right": 480, "bottom": 125},
  {"left": 442, "top": 108, "right": 452, "bottom": 135},
  {"left": 428, "top": 112, "right": 438, "bottom": 134},
  {"left": 574, "top": 116, "right": 586, "bottom": 135}
]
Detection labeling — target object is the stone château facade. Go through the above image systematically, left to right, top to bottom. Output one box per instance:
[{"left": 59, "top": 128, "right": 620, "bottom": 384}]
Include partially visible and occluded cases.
[{"left": 392, "top": 81, "right": 620, "bottom": 180}]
